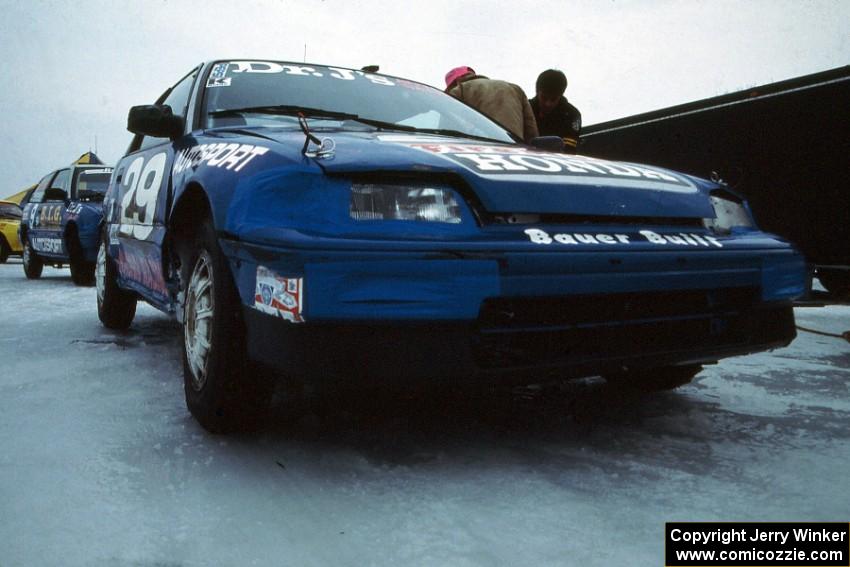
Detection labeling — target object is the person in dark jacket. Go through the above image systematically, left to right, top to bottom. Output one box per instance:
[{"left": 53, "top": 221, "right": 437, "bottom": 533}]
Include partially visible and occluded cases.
[{"left": 529, "top": 69, "right": 581, "bottom": 153}]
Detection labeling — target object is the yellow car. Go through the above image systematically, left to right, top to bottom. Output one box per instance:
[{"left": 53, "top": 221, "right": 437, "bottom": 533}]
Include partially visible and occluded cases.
[{"left": 0, "top": 200, "right": 23, "bottom": 263}]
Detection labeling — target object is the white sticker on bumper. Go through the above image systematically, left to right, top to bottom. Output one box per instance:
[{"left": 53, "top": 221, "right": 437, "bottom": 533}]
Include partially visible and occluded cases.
[{"left": 253, "top": 266, "right": 304, "bottom": 323}]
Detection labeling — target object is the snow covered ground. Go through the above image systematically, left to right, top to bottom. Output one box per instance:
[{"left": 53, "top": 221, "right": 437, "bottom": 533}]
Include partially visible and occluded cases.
[{"left": 1, "top": 260, "right": 848, "bottom": 567}]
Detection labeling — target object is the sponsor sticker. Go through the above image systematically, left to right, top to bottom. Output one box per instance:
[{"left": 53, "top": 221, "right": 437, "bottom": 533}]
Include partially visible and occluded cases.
[
  {"left": 216, "top": 61, "right": 396, "bottom": 86},
  {"left": 207, "top": 62, "right": 231, "bottom": 87},
  {"left": 382, "top": 138, "right": 697, "bottom": 193},
  {"left": 172, "top": 143, "right": 269, "bottom": 175},
  {"left": 30, "top": 204, "right": 64, "bottom": 229},
  {"left": 108, "top": 224, "right": 120, "bottom": 246},
  {"left": 524, "top": 228, "right": 723, "bottom": 248},
  {"left": 31, "top": 237, "right": 64, "bottom": 254},
  {"left": 117, "top": 244, "right": 169, "bottom": 298},
  {"left": 253, "top": 266, "right": 304, "bottom": 323}
]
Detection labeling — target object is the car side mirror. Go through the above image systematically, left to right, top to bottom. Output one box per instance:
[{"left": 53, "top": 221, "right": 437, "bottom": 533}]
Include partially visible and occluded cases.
[
  {"left": 127, "top": 104, "right": 184, "bottom": 139},
  {"left": 529, "top": 136, "right": 564, "bottom": 152},
  {"left": 44, "top": 188, "right": 68, "bottom": 202},
  {"left": 78, "top": 190, "right": 105, "bottom": 203}
]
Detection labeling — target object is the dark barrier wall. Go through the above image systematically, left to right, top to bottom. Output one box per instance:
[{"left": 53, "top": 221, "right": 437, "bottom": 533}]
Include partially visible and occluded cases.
[{"left": 581, "top": 66, "right": 850, "bottom": 268}]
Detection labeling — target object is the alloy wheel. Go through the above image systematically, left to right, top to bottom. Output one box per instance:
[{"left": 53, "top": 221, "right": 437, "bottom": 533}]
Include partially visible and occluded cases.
[
  {"left": 96, "top": 242, "right": 107, "bottom": 304},
  {"left": 184, "top": 253, "right": 215, "bottom": 391}
]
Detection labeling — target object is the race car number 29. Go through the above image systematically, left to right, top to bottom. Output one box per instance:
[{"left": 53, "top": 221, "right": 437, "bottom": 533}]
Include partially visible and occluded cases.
[{"left": 119, "top": 152, "right": 166, "bottom": 240}]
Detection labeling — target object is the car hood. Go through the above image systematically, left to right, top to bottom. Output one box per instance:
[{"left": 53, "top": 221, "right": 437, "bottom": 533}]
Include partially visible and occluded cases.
[{"left": 232, "top": 128, "right": 717, "bottom": 218}]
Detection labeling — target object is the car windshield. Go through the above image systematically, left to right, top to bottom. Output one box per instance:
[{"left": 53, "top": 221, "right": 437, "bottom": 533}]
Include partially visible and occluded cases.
[
  {"left": 201, "top": 60, "right": 516, "bottom": 143},
  {"left": 73, "top": 168, "right": 113, "bottom": 201},
  {"left": 0, "top": 203, "right": 22, "bottom": 219}
]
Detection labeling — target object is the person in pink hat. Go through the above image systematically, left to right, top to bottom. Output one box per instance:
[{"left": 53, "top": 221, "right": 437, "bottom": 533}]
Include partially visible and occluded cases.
[{"left": 444, "top": 66, "right": 538, "bottom": 142}]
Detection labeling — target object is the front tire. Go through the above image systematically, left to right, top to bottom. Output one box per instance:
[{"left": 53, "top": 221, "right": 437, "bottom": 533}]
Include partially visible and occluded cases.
[
  {"left": 181, "top": 220, "right": 271, "bottom": 433},
  {"left": 0, "top": 237, "right": 9, "bottom": 263},
  {"left": 96, "top": 239, "right": 136, "bottom": 329},
  {"left": 22, "top": 240, "right": 43, "bottom": 279}
]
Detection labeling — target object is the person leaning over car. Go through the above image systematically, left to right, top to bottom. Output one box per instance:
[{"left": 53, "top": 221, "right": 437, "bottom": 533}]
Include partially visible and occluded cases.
[
  {"left": 445, "top": 66, "right": 539, "bottom": 142},
  {"left": 529, "top": 69, "right": 582, "bottom": 153}
]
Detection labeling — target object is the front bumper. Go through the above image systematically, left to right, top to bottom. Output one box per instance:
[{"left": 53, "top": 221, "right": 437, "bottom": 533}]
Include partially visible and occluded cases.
[
  {"left": 223, "top": 236, "right": 805, "bottom": 382},
  {"left": 242, "top": 299, "right": 795, "bottom": 385}
]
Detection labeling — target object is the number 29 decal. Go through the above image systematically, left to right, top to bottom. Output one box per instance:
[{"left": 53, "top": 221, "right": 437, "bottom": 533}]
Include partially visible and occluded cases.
[{"left": 118, "top": 152, "right": 167, "bottom": 240}]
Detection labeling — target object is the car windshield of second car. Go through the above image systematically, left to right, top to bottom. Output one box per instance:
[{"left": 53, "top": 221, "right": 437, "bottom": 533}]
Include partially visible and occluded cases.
[
  {"left": 202, "top": 60, "right": 515, "bottom": 143},
  {"left": 73, "top": 168, "right": 112, "bottom": 201}
]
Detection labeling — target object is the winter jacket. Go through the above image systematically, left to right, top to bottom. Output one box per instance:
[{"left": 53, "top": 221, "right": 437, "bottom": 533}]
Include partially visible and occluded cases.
[
  {"left": 449, "top": 75, "right": 539, "bottom": 142},
  {"left": 529, "top": 96, "right": 582, "bottom": 152}
]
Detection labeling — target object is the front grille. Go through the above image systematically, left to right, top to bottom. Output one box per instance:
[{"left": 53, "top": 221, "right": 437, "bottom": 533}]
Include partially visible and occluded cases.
[
  {"left": 484, "top": 212, "right": 705, "bottom": 227},
  {"left": 473, "top": 287, "right": 784, "bottom": 368}
]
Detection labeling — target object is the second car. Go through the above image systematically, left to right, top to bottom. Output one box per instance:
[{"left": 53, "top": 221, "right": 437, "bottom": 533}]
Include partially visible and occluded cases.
[{"left": 20, "top": 161, "right": 113, "bottom": 285}]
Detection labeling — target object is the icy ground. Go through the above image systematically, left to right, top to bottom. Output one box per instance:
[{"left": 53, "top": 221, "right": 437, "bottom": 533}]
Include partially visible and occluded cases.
[{"left": 0, "top": 260, "right": 848, "bottom": 567}]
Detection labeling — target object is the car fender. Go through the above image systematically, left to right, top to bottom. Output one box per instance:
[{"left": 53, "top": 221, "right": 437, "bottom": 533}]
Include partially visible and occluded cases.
[
  {"left": 168, "top": 135, "right": 321, "bottom": 237},
  {"left": 65, "top": 202, "right": 103, "bottom": 261}
]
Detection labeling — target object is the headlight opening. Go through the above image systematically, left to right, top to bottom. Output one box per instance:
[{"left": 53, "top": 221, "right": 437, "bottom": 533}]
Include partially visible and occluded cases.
[
  {"left": 350, "top": 183, "right": 463, "bottom": 223},
  {"left": 703, "top": 193, "right": 753, "bottom": 233}
]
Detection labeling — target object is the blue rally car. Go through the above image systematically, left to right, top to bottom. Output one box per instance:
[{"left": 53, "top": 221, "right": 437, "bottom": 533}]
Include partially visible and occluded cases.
[
  {"left": 98, "top": 60, "right": 806, "bottom": 432},
  {"left": 20, "top": 161, "right": 113, "bottom": 285}
]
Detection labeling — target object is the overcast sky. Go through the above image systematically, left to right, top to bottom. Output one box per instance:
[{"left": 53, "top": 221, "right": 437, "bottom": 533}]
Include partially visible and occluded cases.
[{"left": 1, "top": 0, "right": 848, "bottom": 194}]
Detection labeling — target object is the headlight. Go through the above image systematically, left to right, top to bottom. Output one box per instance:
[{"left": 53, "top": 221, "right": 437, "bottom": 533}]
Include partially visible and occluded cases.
[
  {"left": 350, "top": 183, "right": 463, "bottom": 223},
  {"left": 703, "top": 194, "right": 753, "bottom": 234}
]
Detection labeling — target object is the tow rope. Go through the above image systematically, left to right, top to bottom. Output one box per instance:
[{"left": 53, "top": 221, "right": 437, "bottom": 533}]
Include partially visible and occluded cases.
[{"left": 795, "top": 325, "right": 850, "bottom": 343}]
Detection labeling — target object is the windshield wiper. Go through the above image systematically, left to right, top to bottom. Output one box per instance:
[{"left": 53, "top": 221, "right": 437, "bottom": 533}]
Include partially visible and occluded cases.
[
  {"left": 209, "top": 105, "right": 360, "bottom": 121},
  {"left": 209, "top": 105, "right": 419, "bottom": 133},
  {"left": 209, "top": 106, "right": 510, "bottom": 142},
  {"left": 346, "top": 117, "right": 418, "bottom": 132},
  {"left": 342, "top": 119, "right": 507, "bottom": 143},
  {"left": 340, "top": 120, "right": 506, "bottom": 142},
  {"left": 412, "top": 127, "right": 514, "bottom": 144}
]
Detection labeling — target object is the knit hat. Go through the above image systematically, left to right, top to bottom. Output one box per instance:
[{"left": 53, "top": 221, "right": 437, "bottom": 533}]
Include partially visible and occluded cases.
[{"left": 445, "top": 66, "right": 475, "bottom": 90}]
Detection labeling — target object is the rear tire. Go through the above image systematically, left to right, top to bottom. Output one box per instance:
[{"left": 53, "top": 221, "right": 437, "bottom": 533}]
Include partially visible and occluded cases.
[
  {"left": 181, "top": 219, "right": 271, "bottom": 433},
  {"left": 68, "top": 229, "right": 95, "bottom": 286},
  {"left": 0, "top": 237, "right": 9, "bottom": 263},
  {"left": 96, "top": 239, "right": 136, "bottom": 330},
  {"left": 22, "top": 240, "right": 43, "bottom": 279},
  {"left": 70, "top": 259, "right": 96, "bottom": 286},
  {"left": 818, "top": 269, "right": 850, "bottom": 299},
  {"left": 605, "top": 364, "right": 702, "bottom": 392}
]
